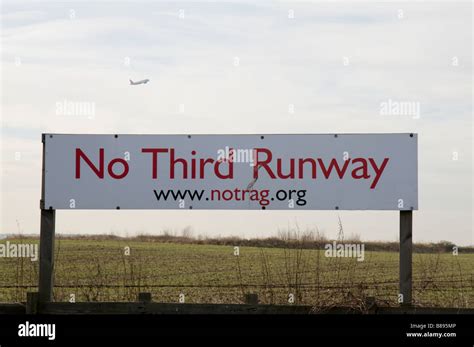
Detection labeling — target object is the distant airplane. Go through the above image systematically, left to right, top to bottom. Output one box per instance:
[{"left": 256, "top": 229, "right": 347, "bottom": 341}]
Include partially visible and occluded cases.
[{"left": 129, "top": 79, "right": 150, "bottom": 85}]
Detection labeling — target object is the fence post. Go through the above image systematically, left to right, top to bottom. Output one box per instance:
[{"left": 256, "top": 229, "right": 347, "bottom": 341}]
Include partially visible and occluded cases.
[
  {"left": 38, "top": 209, "right": 56, "bottom": 304},
  {"left": 399, "top": 210, "right": 413, "bottom": 306},
  {"left": 26, "top": 292, "right": 39, "bottom": 314},
  {"left": 138, "top": 292, "right": 152, "bottom": 303},
  {"left": 244, "top": 293, "right": 258, "bottom": 305},
  {"left": 364, "top": 296, "right": 377, "bottom": 314}
]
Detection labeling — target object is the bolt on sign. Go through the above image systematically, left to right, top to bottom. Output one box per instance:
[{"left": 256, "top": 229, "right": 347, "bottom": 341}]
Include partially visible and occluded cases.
[{"left": 42, "top": 133, "right": 418, "bottom": 210}]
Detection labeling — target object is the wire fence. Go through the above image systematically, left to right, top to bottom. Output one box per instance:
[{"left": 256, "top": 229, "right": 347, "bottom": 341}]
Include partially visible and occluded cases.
[{"left": 0, "top": 237, "right": 472, "bottom": 307}]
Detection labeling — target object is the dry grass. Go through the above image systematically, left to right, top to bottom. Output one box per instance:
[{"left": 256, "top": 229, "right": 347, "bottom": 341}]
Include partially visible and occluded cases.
[{"left": 0, "top": 228, "right": 472, "bottom": 308}]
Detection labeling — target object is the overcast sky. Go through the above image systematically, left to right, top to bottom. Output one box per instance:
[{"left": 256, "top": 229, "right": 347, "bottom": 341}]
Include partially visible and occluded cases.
[{"left": 1, "top": 1, "right": 472, "bottom": 245}]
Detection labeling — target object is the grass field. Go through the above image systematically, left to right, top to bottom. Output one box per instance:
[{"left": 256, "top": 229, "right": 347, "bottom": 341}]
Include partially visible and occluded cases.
[{"left": 0, "top": 238, "right": 472, "bottom": 308}]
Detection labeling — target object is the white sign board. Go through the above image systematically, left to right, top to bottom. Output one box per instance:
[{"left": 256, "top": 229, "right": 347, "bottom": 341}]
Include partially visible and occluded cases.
[{"left": 42, "top": 134, "right": 418, "bottom": 210}]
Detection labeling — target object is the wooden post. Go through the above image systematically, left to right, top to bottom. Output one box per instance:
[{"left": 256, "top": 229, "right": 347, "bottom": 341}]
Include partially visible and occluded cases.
[
  {"left": 38, "top": 209, "right": 55, "bottom": 303},
  {"left": 399, "top": 210, "right": 413, "bottom": 306},
  {"left": 26, "top": 292, "right": 39, "bottom": 314},
  {"left": 138, "top": 292, "right": 152, "bottom": 303},
  {"left": 244, "top": 293, "right": 258, "bottom": 305},
  {"left": 364, "top": 296, "right": 377, "bottom": 314}
]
